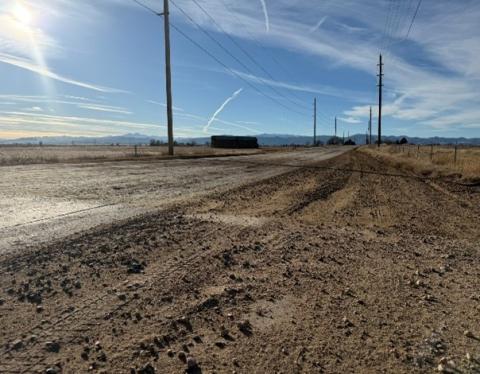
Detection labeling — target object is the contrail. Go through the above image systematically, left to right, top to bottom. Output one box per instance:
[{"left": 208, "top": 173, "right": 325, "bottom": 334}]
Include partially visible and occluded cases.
[
  {"left": 259, "top": 0, "right": 270, "bottom": 32},
  {"left": 309, "top": 16, "right": 327, "bottom": 33},
  {"left": 203, "top": 88, "right": 243, "bottom": 133}
]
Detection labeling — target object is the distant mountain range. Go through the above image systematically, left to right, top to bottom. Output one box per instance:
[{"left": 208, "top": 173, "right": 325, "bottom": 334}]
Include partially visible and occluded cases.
[{"left": 1, "top": 133, "right": 479, "bottom": 146}]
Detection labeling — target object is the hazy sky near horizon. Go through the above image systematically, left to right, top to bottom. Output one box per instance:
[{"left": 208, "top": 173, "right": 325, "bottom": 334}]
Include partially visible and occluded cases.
[{"left": 0, "top": 0, "right": 479, "bottom": 139}]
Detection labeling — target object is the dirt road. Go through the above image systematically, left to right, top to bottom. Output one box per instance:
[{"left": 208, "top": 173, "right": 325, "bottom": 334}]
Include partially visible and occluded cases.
[
  {"left": 0, "top": 147, "right": 346, "bottom": 254},
  {"left": 0, "top": 149, "right": 479, "bottom": 373}
]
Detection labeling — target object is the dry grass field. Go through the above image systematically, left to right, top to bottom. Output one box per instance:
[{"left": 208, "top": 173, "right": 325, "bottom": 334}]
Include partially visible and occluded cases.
[
  {"left": 361, "top": 144, "right": 480, "bottom": 183},
  {"left": 0, "top": 145, "right": 265, "bottom": 166}
]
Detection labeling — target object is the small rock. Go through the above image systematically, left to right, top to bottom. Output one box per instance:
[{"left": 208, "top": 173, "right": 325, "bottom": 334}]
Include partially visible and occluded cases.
[
  {"left": 127, "top": 260, "right": 145, "bottom": 274},
  {"left": 424, "top": 294, "right": 435, "bottom": 302},
  {"left": 0, "top": 298, "right": 5, "bottom": 305},
  {"left": 36, "top": 305, "right": 44, "bottom": 313},
  {"left": 237, "top": 320, "right": 252, "bottom": 335},
  {"left": 464, "top": 330, "right": 475, "bottom": 339},
  {"left": 192, "top": 335, "right": 202, "bottom": 344},
  {"left": 12, "top": 339, "right": 23, "bottom": 350},
  {"left": 45, "top": 341, "right": 60, "bottom": 353},
  {"left": 215, "top": 341, "right": 226, "bottom": 349},
  {"left": 167, "top": 349, "right": 174, "bottom": 357},
  {"left": 178, "top": 351, "right": 187, "bottom": 362},
  {"left": 186, "top": 356, "right": 198, "bottom": 369},
  {"left": 447, "top": 360, "right": 456, "bottom": 368},
  {"left": 138, "top": 364, "right": 155, "bottom": 374},
  {"left": 45, "top": 367, "right": 59, "bottom": 374}
]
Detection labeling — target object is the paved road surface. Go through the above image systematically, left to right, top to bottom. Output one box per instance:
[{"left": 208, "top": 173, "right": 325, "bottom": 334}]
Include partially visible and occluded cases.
[{"left": 0, "top": 147, "right": 348, "bottom": 253}]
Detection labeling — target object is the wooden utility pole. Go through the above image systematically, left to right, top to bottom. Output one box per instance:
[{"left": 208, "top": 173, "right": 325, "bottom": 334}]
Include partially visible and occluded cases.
[
  {"left": 163, "top": 0, "right": 174, "bottom": 156},
  {"left": 377, "top": 54, "right": 383, "bottom": 147},
  {"left": 313, "top": 98, "right": 317, "bottom": 146},
  {"left": 369, "top": 106, "right": 372, "bottom": 145}
]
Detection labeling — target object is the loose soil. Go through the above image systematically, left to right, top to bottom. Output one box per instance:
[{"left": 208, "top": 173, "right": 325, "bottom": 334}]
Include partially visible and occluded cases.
[{"left": 0, "top": 149, "right": 479, "bottom": 373}]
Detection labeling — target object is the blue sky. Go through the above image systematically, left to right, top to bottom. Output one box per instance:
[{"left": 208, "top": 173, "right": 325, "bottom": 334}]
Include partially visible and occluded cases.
[{"left": 0, "top": 0, "right": 479, "bottom": 139}]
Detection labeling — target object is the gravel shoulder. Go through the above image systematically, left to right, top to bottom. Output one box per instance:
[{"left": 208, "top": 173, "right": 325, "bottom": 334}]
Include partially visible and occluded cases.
[
  {"left": 0, "top": 147, "right": 347, "bottom": 254},
  {"left": 0, "top": 148, "right": 479, "bottom": 373}
]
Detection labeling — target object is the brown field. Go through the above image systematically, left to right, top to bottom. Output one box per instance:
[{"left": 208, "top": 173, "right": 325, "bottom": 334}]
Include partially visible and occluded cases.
[
  {"left": 361, "top": 144, "right": 480, "bottom": 182},
  {"left": 0, "top": 145, "right": 266, "bottom": 166}
]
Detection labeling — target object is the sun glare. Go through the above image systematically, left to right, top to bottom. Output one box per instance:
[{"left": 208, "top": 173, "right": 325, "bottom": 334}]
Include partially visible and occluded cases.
[{"left": 13, "top": 3, "right": 33, "bottom": 26}]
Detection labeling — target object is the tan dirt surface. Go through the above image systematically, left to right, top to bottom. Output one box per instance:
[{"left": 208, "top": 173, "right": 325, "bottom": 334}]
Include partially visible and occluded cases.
[
  {"left": 0, "top": 147, "right": 347, "bottom": 254},
  {"left": 0, "top": 149, "right": 479, "bottom": 373}
]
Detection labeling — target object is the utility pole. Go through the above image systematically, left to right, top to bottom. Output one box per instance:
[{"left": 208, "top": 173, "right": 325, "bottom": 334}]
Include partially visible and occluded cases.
[
  {"left": 163, "top": 0, "right": 174, "bottom": 156},
  {"left": 377, "top": 54, "right": 384, "bottom": 147},
  {"left": 313, "top": 98, "right": 317, "bottom": 146},
  {"left": 369, "top": 106, "right": 372, "bottom": 145},
  {"left": 335, "top": 116, "right": 337, "bottom": 138}
]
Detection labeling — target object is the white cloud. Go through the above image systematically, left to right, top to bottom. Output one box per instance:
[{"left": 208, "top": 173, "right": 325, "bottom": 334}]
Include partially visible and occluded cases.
[
  {"left": 170, "top": 0, "right": 480, "bottom": 132},
  {"left": 258, "top": 0, "right": 270, "bottom": 32},
  {"left": 309, "top": 16, "right": 327, "bottom": 34},
  {"left": 0, "top": 52, "right": 127, "bottom": 93},
  {"left": 225, "top": 68, "right": 370, "bottom": 102},
  {"left": 204, "top": 88, "right": 243, "bottom": 132},
  {"left": 77, "top": 104, "right": 132, "bottom": 115},
  {"left": 0, "top": 110, "right": 203, "bottom": 138},
  {"left": 338, "top": 117, "right": 361, "bottom": 124}
]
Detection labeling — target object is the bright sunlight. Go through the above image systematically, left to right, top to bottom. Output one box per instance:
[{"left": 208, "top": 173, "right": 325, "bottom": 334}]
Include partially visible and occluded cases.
[{"left": 12, "top": 2, "right": 33, "bottom": 26}]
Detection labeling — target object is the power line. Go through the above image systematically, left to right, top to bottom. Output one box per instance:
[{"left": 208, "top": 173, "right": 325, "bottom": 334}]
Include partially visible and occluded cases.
[
  {"left": 131, "top": 0, "right": 161, "bottom": 16},
  {"left": 131, "top": 0, "right": 332, "bottom": 127},
  {"left": 169, "top": 0, "right": 310, "bottom": 117},
  {"left": 190, "top": 0, "right": 312, "bottom": 112},
  {"left": 192, "top": 0, "right": 310, "bottom": 110},
  {"left": 380, "top": 0, "right": 395, "bottom": 51},
  {"left": 405, "top": 0, "right": 423, "bottom": 40},
  {"left": 219, "top": 1, "right": 306, "bottom": 102},
  {"left": 169, "top": 22, "right": 311, "bottom": 118}
]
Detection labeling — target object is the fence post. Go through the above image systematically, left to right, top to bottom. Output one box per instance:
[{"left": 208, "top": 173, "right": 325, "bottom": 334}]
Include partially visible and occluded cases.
[{"left": 430, "top": 145, "right": 433, "bottom": 161}]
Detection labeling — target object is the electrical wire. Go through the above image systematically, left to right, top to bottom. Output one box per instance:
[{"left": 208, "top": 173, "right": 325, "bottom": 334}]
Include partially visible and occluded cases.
[
  {"left": 130, "top": 0, "right": 315, "bottom": 120},
  {"left": 131, "top": 0, "right": 161, "bottom": 16},
  {"left": 169, "top": 0, "right": 311, "bottom": 117},
  {"left": 190, "top": 0, "right": 311, "bottom": 112},
  {"left": 405, "top": 0, "right": 423, "bottom": 40},
  {"left": 169, "top": 22, "right": 309, "bottom": 118}
]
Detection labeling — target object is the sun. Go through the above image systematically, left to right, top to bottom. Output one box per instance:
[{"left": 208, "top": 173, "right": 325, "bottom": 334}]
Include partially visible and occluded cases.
[{"left": 13, "top": 3, "right": 33, "bottom": 26}]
